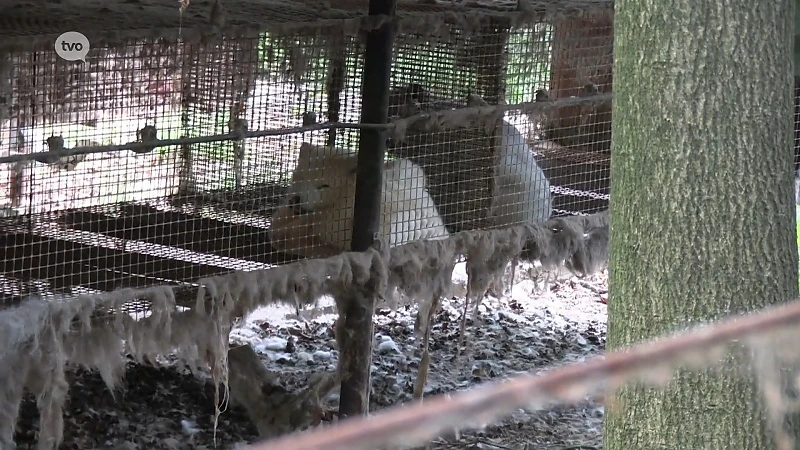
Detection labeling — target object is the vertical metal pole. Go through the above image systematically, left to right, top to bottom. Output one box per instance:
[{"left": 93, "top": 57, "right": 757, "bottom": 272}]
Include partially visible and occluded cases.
[
  {"left": 337, "top": 0, "right": 397, "bottom": 418},
  {"left": 325, "top": 48, "right": 346, "bottom": 147}
]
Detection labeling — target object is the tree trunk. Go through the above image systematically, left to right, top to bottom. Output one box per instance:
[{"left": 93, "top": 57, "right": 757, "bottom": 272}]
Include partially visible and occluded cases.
[{"left": 605, "top": 0, "right": 797, "bottom": 448}]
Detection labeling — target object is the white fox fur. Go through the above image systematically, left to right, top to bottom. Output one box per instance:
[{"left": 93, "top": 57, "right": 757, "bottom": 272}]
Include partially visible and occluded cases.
[
  {"left": 490, "top": 121, "right": 554, "bottom": 227},
  {"left": 269, "top": 142, "right": 449, "bottom": 258}
]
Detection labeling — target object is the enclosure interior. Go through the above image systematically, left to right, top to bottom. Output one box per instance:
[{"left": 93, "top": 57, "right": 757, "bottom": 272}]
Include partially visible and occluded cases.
[{"left": 0, "top": 2, "right": 615, "bottom": 309}]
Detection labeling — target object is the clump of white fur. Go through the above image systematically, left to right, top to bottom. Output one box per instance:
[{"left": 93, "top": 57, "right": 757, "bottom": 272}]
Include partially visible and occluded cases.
[
  {"left": 489, "top": 120, "right": 554, "bottom": 228},
  {"left": 269, "top": 142, "right": 449, "bottom": 258}
]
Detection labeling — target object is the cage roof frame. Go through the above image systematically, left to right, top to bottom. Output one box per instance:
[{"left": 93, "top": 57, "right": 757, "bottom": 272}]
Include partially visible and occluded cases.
[{"left": 0, "top": 0, "right": 612, "bottom": 52}]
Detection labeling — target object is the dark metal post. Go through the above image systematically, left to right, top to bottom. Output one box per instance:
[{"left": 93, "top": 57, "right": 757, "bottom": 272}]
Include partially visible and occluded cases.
[
  {"left": 337, "top": 0, "right": 397, "bottom": 418},
  {"left": 325, "top": 45, "right": 346, "bottom": 147}
]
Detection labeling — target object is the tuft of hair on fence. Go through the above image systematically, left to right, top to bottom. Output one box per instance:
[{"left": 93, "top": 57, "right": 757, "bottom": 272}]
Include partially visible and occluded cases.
[
  {"left": 0, "top": 0, "right": 618, "bottom": 448},
  {"left": 246, "top": 298, "right": 800, "bottom": 450}
]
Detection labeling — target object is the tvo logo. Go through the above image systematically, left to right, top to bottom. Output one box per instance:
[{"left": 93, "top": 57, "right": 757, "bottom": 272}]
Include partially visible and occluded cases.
[{"left": 55, "top": 31, "right": 90, "bottom": 63}]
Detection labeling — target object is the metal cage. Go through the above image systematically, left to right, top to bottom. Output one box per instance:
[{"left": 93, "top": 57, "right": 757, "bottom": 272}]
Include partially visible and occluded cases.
[{"left": 0, "top": 1, "right": 615, "bottom": 310}]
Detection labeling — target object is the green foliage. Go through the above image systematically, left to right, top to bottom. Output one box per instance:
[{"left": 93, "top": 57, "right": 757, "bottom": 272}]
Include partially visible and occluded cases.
[
  {"left": 505, "top": 25, "right": 553, "bottom": 104},
  {"left": 796, "top": 205, "right": 800, "bottom": 247}
]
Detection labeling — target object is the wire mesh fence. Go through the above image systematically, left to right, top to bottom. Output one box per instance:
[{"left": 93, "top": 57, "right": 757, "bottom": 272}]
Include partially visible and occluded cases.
[
  {"left": 4, "top": 0, "right": 800, "bottom": 448},
  {"left": 0, "top": 1, "right": 624, "bottom": 447},
  {"left": 0, "top": 2, "right": 610, "bottom": 437},
  {"left": 0, "top": 3, "right": 615, "bottom": 311}
]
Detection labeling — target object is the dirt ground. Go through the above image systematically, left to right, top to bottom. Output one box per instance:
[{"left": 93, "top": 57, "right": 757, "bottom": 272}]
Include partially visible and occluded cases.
[{"left": 14, "top": 262, "right": 608, "bottom": 450}]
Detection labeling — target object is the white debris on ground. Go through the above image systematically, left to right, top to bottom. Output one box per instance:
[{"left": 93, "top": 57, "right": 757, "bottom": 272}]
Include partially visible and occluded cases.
[{"left": 14, "top": 261, "right": 608, "bottom": 450}]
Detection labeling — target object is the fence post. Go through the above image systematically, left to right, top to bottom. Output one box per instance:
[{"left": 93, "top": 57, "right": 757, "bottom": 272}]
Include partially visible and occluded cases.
[{"left": 337, "top": 0, "right": 398, "bottom": 418}]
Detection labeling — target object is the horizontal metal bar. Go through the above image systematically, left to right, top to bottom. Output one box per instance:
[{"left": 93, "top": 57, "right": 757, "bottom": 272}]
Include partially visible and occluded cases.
[
  {"left": 0, "top": 93, "right": 613, "bottom": 166},
  {"left": 0, "top": 121, "right": 394, "bottom": 165}
]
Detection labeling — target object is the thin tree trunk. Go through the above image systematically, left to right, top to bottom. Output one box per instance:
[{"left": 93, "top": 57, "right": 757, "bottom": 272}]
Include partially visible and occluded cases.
[{"left": 605, "top": 0, "right": 797, "bottom": 448}]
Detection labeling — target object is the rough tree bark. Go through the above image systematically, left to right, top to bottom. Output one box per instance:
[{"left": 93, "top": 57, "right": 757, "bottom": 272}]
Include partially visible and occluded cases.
[{"left": 605, "top": 0, "right": 797, "bottom": 448}]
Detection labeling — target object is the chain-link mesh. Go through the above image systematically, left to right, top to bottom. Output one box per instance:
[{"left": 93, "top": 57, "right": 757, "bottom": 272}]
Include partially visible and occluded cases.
[{"left": 0, "top": 2, "right": 616, "bottom": 311}]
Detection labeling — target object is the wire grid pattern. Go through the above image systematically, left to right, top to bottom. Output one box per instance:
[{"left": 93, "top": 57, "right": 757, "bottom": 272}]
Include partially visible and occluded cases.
[
  {"left": 0, "top": 10, "right": 616, "bottom": 309},
  {"left": 508, "top": 17, "right": 613, "bottom": 217},
  {"left": 382, "top": 19, "right": 509, "bottom": 234},
  {"left": 0, "top": 33, "right": 325, "bottom": 308},
  {"left": 0, "top": 39, "right": 192, "bottom": 308}
]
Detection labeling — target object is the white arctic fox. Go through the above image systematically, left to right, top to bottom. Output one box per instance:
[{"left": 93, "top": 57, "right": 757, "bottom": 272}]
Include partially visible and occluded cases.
[
  {"left": 489, "top": 120, "right": 554, "bottom": 228},
  {"left": 269, "top": 142, "right": 449, "bottom": 258}
]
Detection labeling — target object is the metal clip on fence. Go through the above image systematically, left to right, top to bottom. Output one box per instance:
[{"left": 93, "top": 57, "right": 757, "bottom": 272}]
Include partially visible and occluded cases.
[{"left": 134, "top": 125, "right": 159, "bottom": 154}]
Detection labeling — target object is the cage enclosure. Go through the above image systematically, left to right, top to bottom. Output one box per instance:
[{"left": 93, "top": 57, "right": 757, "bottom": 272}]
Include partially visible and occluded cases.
[
  {"left": 0, "top": 0, "right": 615, "bottom": 447},
  {"left": 0, "top": 0, "right": 614, "bottom": 308}
]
